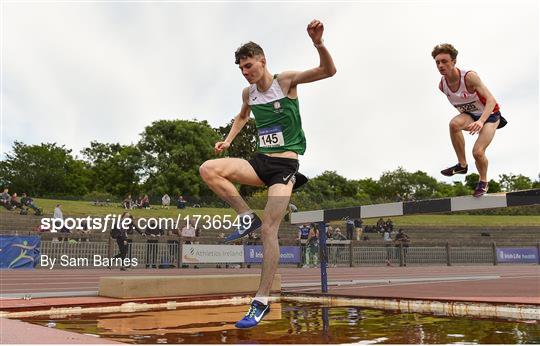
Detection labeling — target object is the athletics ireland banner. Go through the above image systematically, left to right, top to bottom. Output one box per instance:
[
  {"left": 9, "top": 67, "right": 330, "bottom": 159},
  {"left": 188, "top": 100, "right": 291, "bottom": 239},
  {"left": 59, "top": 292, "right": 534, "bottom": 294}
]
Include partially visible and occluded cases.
[
  {"left": 0, "top": 236, "right": 41, "bottom": 269},
  {"left": 182, "top": 244, "right": 244, "bottom": 264}
]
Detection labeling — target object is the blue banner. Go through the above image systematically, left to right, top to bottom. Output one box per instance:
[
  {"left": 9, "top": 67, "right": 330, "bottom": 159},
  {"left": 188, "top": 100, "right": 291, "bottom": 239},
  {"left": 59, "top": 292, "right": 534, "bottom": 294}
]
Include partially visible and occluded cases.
[
  {"left": 0, "top": 236, "right": 41, "bottom": 269},
  {"left": 244, "top": 245, "right": 301, "bottom": 264},
  {"left": 496, "top": 247, "right": 538, "bottom": 263}
]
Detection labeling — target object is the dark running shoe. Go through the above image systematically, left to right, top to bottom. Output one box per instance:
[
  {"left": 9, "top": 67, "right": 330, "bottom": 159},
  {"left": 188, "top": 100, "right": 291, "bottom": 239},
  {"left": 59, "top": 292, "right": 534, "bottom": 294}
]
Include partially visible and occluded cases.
[
  {"left": 441, "top": 163, "right": 468, "bottom": 177},
  {"left": 473, "top": 181, "right": 489, "bottom": 197},
  {"left": 224, "top": 213, "right": 262, "bottom": 243},
  {"left": 235, "top": 300, "right": 270, "bottom": 329}
]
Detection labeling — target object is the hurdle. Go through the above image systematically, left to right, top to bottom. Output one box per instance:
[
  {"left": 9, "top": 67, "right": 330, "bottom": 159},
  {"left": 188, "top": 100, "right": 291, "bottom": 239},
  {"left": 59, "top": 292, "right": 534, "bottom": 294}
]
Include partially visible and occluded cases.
[{"left": 290, "top": 189, "right": 540, "bottom": 292}]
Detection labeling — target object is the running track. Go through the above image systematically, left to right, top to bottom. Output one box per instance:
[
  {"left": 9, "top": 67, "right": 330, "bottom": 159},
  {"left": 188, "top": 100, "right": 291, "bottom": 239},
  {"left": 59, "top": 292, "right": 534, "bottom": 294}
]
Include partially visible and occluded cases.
[{"left": 1, "top": 265, "right": 538, "bottom": 306}]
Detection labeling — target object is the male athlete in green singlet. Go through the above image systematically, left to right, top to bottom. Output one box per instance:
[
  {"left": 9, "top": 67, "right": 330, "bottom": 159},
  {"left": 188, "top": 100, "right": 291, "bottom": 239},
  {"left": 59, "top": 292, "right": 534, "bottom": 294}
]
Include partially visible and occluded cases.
[{"left": 200, "top": 19, "right": 336, "bottom": 328}]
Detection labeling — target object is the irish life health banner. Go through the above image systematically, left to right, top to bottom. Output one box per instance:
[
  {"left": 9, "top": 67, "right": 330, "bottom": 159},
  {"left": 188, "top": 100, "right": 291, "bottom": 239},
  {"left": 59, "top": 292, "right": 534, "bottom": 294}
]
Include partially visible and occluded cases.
[
  {"left": 0, "top": 236, "right": 41, "bottom": 269},
  {"left": 182, "top": 244, "right": 244, "bottom": 264},
  {"left": 244, "top": 245, "right": 301, "bottom": 264},
  {"left": 496, "top": 247, "right": 538, "bottom": 263}
]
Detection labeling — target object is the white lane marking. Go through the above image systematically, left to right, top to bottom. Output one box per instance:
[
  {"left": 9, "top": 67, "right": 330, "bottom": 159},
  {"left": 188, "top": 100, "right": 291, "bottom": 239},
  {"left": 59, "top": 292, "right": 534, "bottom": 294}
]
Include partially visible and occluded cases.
[{"left": 282, "top": 275, "right": 501, "bottom": 288}]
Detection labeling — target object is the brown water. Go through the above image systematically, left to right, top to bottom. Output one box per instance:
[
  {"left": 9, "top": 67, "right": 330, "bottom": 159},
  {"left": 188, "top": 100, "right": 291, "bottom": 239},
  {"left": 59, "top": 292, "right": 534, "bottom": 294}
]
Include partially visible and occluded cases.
[{"left": 22, "top": 302, "right": 539, "bottom": 344}]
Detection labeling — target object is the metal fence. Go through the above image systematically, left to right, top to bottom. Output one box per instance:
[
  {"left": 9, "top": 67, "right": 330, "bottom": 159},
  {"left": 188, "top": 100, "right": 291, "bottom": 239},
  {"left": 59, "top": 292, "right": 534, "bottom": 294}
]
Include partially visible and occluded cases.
[
  {"left": 37, "top": 241, "right": 537, "bottom": 269},
  {"left": 38, "top": 241, "right": 180, "bottom": 269}
]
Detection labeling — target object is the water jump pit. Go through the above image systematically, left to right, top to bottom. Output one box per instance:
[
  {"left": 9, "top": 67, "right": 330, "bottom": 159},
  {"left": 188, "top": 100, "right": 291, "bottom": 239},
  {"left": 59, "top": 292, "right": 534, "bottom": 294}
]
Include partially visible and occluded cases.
[{"left": 1, "top": 272, "right": 539, "bottom": 344}]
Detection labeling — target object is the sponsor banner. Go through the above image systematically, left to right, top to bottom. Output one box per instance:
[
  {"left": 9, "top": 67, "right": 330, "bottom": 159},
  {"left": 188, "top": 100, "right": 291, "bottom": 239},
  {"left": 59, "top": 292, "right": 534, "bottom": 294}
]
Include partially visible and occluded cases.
[
  {"left": 0, "top": 236, "right": 41, "bottom": 269},
  {"left": 182, "top": 244, "right": 244, "bottom": 264},
  {"left": 244, "top": 245, "right": 301, "bottom": 264},
  {"left": 496, "top": 247, "right": 538, "bottom": 263}
]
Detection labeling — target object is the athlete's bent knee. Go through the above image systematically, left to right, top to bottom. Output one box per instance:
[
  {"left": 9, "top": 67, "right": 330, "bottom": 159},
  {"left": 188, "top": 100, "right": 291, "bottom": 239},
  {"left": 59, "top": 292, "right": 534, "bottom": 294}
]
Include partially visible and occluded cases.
[
  {"left": 449, "top": 119, "right": 462, "bottom": 132},
  {"left": 472, "top": 148, "right": 486, "bottom": 161},
  {"left": 199, "top": 160, "right": 218, "bottom": 181},
  {"left": 260, "top": 226, "right": 279, "bottom": 241}
]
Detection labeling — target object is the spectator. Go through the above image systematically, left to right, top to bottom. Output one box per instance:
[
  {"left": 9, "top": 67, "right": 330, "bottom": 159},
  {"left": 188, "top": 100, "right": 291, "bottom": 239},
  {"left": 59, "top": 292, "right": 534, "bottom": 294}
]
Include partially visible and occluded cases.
[
  {"left": 1, "top": 188, "right": 11, "bottom": 210},
  {"left": 10, "top": 193, "right": 23, "bottom": 211},
  {"left": 21, "top": 193, "right": 42, "bottom": 215},
  {"left": 395, "top": 193, "right": 403, "bottom": 202},
  {"left": 123, "top": 194, "right": 133, "bottom": 210},
  {"left": 162, "top": 194, "right": 170, "bottom": 209},
  {"left": 140, "top": 195, "right": 150, "bottom": 209},
  {"left": 177, "top": 195, "right": 186, "bottom": 209},
  {"left": 285, "top": 202, "right": 298, "bottom": 221},
  {"left": 53, "top": 204, "right": 69, "bottom": 234},
  {"left": 53, "top": 204, "right": 63, "bottom": 219},
  {"left": 110, "top": 211, "right": 135, "bottom": 271},
  {"left": 346, "top": 218, "right": 354, "bottom": 240},
  {"left": 354, "top": 218, "right": 363, "bottom": 240},
  {"left": 376, "top": 218, "right": 385, "bottom": 232},
  {"left": 77, "top": 219, "right": 91, "bottom": 242},
  {"left": 145, "top": 219, "right": 164, "bottom": 237},
  {"left": 181, "top": 219, "right": 197, "bottom": 244},
  {"left": 385, "top": 219, "right": 394, "bottom": 232},
  {"left": 297, "top": 224, "right": 310, "bottom": 242},
  {"left": 305, "top": 224, "right": 319, "bottom": 268},
  {"left": 326, "top": 224, "right": 334, "bottom": 239},
  {"left": 194, "top": 225, "right": 202, "bottom": 243},
  {"left": 332, "top": 227, "right": 347, "bottom": 241},
  {"left": 394, "top": 228, "right": 410, "bottom": 266},
  {"left": 383, "top": 229, "right": 393, "bottom": 266},
  {"left": 247, "top": 232, "right": 259, "bottom": 245}
]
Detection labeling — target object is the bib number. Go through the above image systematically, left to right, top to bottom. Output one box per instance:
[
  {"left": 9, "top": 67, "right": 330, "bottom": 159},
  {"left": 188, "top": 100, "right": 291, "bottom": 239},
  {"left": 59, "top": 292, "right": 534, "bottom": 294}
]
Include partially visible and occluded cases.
[
  {"left": 456, "top": 101, "right": 480, "bottom": 113},
  {"left": 258, "top": 126, "right": 284, "bottom": 148}
]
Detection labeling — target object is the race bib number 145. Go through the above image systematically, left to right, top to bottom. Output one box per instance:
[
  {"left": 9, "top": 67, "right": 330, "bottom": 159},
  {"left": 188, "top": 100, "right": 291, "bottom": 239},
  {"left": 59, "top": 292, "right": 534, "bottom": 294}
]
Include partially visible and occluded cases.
[{"left": 258, "top": 125, "right": 285, "bottom": 148}]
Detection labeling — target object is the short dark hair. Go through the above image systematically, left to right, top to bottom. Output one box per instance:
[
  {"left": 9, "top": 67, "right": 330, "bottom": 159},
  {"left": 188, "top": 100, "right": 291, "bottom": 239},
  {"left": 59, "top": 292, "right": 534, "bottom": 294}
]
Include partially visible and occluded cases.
[
  {"left": 235, "top": 41, "right": 264, "bottom": 64},
  {"left": 432, "top": 43, "right": 458, "bottom": 60}
]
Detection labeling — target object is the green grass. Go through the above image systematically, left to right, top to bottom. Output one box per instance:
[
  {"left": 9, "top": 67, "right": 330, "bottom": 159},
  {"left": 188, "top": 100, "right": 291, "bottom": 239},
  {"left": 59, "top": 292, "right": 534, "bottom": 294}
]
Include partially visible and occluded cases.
[
  {"left": 32, "top": 198, "right": 540, "bottom": 227},
  {"left": 33, "top": 198, "right": 240, "bottom": 219}
]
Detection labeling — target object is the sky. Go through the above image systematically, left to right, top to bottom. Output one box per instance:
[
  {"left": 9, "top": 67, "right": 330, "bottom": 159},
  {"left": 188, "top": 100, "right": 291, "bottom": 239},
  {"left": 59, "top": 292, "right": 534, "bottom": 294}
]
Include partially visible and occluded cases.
[{"left": 2, "top": 0, "right": 539, "bottom": 184}]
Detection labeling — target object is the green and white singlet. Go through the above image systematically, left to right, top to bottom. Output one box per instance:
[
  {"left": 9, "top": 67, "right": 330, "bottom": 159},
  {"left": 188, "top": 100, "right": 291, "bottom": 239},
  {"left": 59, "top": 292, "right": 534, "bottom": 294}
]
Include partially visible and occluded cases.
[{"left": 248, "top": 75, "right": 307, "bottom": 155}]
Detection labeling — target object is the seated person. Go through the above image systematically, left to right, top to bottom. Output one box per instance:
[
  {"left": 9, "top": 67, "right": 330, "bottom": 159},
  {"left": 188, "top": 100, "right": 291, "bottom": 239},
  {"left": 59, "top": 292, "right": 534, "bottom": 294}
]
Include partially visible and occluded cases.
[
  {"left": 1, "top": 188, "right": 12, "bottom": 209},
  {"left": 10, "top": 193, "right": 23, "bottom": 210},
  {"left": 21, "top": 193, "right": 43, "bottom": 215},
  {"left": 122, "top": 194, "right": 134, "bottom": 209},
  {"left": 162, "top": 194, "right": 171, "bottom": 209},
  {"left": 140, "top": 195, "right": 150, "bottom": 209},
  {"left": 176, "top": 195, "right": 186, "bottom": 209},
  {"left": 145, "top": 219, "right": 163, "bottom": 237},
  {"left": 181, "top": 219, "right": 196, "bottom": 244},
  {"left": 332, "top": 227, "right": 348, "bottom": 241},
  {"left": 247, "top": 232, "right": 259, "bottom": 245}
]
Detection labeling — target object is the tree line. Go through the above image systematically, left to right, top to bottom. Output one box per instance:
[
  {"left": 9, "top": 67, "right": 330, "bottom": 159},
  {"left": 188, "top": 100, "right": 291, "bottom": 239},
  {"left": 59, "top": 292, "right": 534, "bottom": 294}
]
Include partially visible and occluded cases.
[{"left": 1, "top": 118, "right": 538, "bottom": 212}]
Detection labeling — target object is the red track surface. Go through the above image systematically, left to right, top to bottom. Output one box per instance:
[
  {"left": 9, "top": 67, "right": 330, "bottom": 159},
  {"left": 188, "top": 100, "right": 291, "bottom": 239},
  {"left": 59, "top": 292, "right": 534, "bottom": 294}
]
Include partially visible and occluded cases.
[{"left": 1, "top": 265, "right": 539, "bottom": 309}]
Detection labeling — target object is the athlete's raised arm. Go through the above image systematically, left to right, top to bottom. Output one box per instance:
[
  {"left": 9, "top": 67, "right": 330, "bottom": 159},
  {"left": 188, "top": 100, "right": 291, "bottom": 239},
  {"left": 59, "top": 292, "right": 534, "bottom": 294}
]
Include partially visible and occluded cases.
[
  {"left": 278, "top": 19, "right": 337, "bottom": 94},
  {"left": 215, "top": 87, "right": 251, "bottom": 154}
]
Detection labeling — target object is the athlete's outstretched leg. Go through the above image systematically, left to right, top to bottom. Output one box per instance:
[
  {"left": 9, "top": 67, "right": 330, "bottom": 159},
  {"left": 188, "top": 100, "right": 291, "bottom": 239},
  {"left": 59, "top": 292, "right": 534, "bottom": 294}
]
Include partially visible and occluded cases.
[
  {"left": 234, "top": 181, "right": 293, "bottom": 329},
  {"left": 256, "top": 181, "right": 294, "bottom": 298}
]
